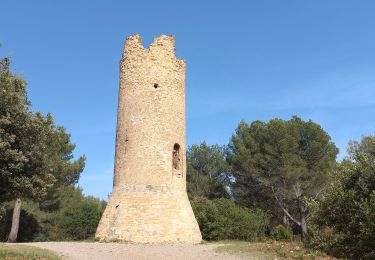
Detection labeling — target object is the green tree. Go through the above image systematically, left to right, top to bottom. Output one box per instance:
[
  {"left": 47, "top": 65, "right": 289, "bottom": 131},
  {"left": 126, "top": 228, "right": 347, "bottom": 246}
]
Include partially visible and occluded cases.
[
  {"left": 0, "top": 57, "right": 85, "bottom": 242},
  {"left": 0, "top": 57, "right": 54, "bottom": 202},
  {"left": 0, "top": 58, "right": 56, "bottom": 242},
  {"left": 228, "top": 117, "right": 338, "bottom": 240},
  {"left": 38, "top": 123, "right": 85, "bottom": 213},
  {"left": 308, "top": 135, "right": 375, "bottom": 259},
  {"left": 187, "top": 142, "right": 230, "bottom": 199}
]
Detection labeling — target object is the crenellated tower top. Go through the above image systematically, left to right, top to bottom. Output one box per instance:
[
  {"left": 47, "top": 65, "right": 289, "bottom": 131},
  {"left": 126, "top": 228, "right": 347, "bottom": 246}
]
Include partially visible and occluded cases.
[{"left": 122, "top": 34, "right": 185, "bottom": 67}]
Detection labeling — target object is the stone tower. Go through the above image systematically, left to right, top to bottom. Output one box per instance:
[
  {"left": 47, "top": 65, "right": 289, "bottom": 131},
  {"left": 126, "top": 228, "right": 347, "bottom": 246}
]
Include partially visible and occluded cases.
[{"left": 95, "top": 34, "right": 202, "bottom": 243}]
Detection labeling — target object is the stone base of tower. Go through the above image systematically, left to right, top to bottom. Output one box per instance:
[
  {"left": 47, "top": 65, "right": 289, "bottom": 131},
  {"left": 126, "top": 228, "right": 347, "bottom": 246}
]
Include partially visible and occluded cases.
[{"left": 95, "top": 185, "right": 202, "bottom": 243}]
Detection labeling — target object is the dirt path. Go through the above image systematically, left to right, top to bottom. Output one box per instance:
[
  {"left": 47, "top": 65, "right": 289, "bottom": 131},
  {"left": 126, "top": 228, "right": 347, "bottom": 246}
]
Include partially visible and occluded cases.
[{"left": 25, "top": 242, "right": 245, "bottom": 260}]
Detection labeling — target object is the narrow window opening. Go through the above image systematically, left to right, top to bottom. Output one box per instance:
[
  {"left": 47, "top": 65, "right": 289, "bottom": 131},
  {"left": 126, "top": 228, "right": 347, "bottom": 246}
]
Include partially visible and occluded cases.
[
  {"left": 153, "top": 83, "right": 159, "bottom": 89},
  {"left": 172, "top": 143, "right": 180, "bottom": 170}
]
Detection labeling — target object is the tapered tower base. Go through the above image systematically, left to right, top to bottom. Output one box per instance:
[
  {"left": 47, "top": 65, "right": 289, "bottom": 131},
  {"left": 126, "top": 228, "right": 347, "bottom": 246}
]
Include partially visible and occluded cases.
[{"left": 96, "top": 185, "right": 201, "bottom": 243}]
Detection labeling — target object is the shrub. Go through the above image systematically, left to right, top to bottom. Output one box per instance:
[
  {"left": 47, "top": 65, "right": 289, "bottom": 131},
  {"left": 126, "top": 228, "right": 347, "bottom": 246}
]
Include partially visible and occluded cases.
[
  {"left": 307, "top": 135, "right": 375, "bottom": 259},
  {"left": 0, "top": 186, "right": 106, "bottom": 242},
  {"left": 52, "top": 197, "right": 103, "bottom": 240},
  {"left": 191, "top": 198, "right": 268, "bottom": 241},
  {"left": 271, "top": 225, "right": 293, "bottom": 241}
]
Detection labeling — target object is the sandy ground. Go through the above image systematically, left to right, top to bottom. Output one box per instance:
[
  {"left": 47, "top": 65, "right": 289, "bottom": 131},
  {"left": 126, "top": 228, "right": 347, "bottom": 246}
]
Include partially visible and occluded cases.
[{"left": 24, "top": 242, "right": 245, "bottom": 260}]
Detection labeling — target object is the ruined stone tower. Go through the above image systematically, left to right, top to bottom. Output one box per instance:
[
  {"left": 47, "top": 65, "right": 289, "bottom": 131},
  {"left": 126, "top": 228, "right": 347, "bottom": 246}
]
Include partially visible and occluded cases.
[{"left": 95, "top": 34, "right": 202, "bottom": 243}]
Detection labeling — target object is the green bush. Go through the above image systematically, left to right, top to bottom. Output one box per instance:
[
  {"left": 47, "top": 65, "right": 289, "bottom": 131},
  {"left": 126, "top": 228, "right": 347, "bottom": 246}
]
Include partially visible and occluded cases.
[
  {"left": 307, "top": 135, "right": 375, "bottom": 259},
  {"left": 0, "top": 186, "right": 106, "bottom": 242},
  {"left": 50, "top": 186, "right": 106, "bottom": 241},
  {"left": 51, "top": 197, "right": 103, "bottom": 240},
  {"left": 191, "top": 198, "right": 268, "bottom": 241},
  {"left": 271, "top": 225, "right": 293, "bottom": 241}
]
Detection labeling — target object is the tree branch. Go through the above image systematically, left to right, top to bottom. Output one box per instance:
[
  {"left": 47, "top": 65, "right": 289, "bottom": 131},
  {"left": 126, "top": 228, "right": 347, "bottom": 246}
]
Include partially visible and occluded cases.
[{"left": 271, "top": 186, "right": 302, "bottom": 226}]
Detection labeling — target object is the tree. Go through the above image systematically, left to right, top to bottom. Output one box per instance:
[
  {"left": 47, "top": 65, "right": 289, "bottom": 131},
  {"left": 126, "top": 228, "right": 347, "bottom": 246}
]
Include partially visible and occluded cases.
[
  {"left": 0, "top": 57, "right": 85, "bottom": 242},
  {"left": 0, "top": 58, "right": 54, "bottom": 242},
  {"left": 0, "top": 58, "right": 53, "bottom": 202},
  {"left": 227, "top": 117, "right": 338, "bottom": 240},
  {"left": 38, "top": 123, "right": 85, "bottom": 213},
  {"left": 308, "top": 135, "right": 375, "bottom": 259},
  {"left": 186, "top": 142, "right": 231, "bottom": 199}
]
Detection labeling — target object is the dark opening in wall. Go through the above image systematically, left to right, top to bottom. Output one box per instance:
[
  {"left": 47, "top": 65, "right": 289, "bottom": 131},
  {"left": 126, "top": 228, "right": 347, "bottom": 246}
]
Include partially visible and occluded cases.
[
  {"left": 154, "top": 83, "right": 159, "bottom": 89},
  {"left": 172, "top": 143, "right": 180, "bottom": 170}
]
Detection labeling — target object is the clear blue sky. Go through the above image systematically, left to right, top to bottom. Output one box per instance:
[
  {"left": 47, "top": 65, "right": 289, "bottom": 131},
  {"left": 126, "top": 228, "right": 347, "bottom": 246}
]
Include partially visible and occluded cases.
[{"left": 1, "top": 1, "right": 374, "bottom": 199}]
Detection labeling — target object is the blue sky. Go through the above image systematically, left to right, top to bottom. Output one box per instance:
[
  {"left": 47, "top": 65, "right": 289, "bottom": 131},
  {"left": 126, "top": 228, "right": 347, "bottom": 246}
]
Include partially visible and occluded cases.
[{"left": 1, "top": 1, "right": 374, "bottom": 199}]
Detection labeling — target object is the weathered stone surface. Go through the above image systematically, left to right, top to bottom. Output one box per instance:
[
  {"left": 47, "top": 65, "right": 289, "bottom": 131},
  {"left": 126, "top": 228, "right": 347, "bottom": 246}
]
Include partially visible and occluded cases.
[{"left": 95, "top": 34, "right": 202, "bottom": 243}]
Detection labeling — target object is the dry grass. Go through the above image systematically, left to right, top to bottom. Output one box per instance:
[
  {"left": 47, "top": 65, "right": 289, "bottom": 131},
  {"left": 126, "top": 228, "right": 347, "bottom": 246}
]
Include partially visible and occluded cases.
[
  {"left": 215, "top": 240, "right": 335, "bottom": 260},
  {"left": 0, "top": 243, "right": 60, "bottom": 260}
]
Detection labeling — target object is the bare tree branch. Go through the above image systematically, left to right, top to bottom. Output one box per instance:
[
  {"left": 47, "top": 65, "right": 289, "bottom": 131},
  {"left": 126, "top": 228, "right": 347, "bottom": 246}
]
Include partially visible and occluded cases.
[{"left": 272, "top": 186, "right": 301, "bottom": 226}]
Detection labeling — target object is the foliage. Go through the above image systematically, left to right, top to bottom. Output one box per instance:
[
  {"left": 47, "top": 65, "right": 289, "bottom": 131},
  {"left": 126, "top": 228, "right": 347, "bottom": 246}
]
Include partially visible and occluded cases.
[
  {"left": 0, "top": 56, "right": 86, "bottom": 242},
  {"left": 0, "top": 57, "right": 55, "bottom": 202},
  {"left": 33, "top": 102, "right": 85, "bottom": 214},
  {"left": 227, "top": 116, "right": 338, "bottom": 238},
  {"left": 44, "top": 125, "right": 86, "bottom": 187},
  {"left": 308, "top": 135, "right": 375, "bottom": 259},
  {"left": 187, "top": 142, "right": 231, "bottom": 199},
  {"left": 0, "top": 186, "right": 106, "bottom": 242},
  {"left": 50, "top": 186, "right": 106, "bottom": 241},
  {"left": 191, "top": 198, "right": 268, "bottom": 241},
  {"left": 0, "top": 202, "right": 40, "bottom": 242},
  {"left": 271, "top": 224, "right": 293, "bottom": 241},
  {"left": 0, "top": 244, "right": 60, "bottom": 260}
]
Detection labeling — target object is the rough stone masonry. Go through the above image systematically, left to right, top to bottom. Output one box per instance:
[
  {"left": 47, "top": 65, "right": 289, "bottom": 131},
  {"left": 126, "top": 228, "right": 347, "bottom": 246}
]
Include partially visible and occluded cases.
[{"left": 95, "top": 34, "right": 202, "bottom": 243}]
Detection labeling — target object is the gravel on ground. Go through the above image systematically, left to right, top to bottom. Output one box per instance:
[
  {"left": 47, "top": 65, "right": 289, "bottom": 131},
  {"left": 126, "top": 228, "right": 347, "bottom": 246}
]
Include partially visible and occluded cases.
[{"left": 24, "top": 242, "right": 245, "bottom": 260}]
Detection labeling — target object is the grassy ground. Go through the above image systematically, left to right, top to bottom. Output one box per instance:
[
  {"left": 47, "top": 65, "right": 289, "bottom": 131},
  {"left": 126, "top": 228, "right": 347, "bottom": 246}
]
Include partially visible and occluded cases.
[
  {"left": 215, "top": 240, "right": 334, "bottom": 260},
  {"left": 0, "top": 244, "right": 60, "bottom": 260}
]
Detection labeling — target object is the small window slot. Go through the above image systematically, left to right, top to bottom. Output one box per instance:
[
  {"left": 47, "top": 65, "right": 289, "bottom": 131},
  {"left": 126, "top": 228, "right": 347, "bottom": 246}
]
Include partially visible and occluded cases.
[{"left": 172, "top": 143, "right": 180, "bottom": 170}]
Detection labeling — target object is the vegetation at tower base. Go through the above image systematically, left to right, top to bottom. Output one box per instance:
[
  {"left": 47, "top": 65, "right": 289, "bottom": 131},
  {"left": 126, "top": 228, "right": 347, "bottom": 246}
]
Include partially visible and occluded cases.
[
  {"left": 0, "top": 56, "right": 102, "bottom": 242},
  {"left": 227, "top": 116, "right": 338, "bottom": 241},
  {"left": 307, "top": 134, "right": 375, "bottom": 259},
  {"left": 186, "top": 142, "right": 231, "bottom": 200},
  {"left": 186, "top": 143, "right": 269, "bottom": 242},
  {"left": 0, "top": 186, "right": 106, "bottom": 242},
  {"left": 40, "top": 186, "right": 106, "bottom": 241},
  {"left": 191, "top": 198, "right": 268, "bottom": 241}
]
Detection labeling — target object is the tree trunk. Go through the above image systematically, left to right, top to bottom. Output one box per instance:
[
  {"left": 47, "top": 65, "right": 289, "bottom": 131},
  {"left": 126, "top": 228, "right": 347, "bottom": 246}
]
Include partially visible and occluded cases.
[
  {"left": 272, "top": 188, "right": 301, "bottom": 227},
  {"left": 7, "top": 198, "right": 21, "bottom": 243},
  {"left": 299, "top": 199, "right": 308, "bottom": 241},
  {"left": 282, "top": 202, "right": 290, "bottom": 227},
  {"left": 301, "top": 216, "right": 307, "bottom": 241}
]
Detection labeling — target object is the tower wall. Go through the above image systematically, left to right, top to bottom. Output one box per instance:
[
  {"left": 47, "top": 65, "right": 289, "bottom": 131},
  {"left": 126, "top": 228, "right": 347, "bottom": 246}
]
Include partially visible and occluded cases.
[{"left": 96, "top": 34, "right": 202, "bottom": 243}]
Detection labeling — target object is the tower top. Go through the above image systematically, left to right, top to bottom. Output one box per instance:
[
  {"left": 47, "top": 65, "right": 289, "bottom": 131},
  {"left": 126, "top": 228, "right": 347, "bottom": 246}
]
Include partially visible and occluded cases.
[{"left": 122, "top": 34, "right": 184, "bottom": 65}]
